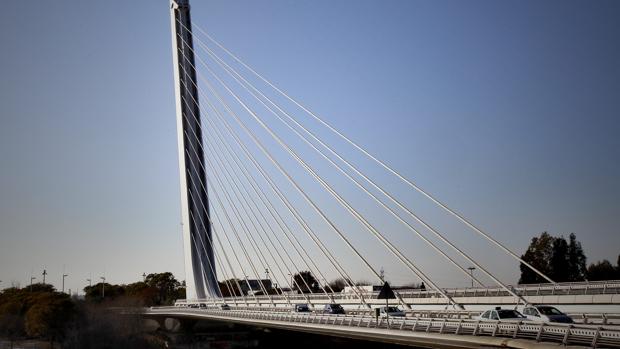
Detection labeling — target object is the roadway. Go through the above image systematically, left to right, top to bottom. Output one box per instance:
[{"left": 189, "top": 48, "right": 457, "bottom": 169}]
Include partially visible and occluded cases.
[{"left": 144, "top": 307, "right": 620, "bottom": 348}]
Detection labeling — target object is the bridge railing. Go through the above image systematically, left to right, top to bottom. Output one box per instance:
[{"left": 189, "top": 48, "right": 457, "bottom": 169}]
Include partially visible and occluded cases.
[
  {"left": 178, "top": 280, "right": 620, "bottom": 305},
  {"left": 170, "top": 300, "right": 620, "bottom": 326},
  {"left": 148, "top": 307, "right": 620, "bottom": 347}
]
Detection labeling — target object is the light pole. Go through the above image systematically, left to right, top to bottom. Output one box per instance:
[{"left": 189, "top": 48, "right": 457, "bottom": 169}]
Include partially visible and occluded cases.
[
  {"left": 467, "top": 267, "right": 476, "bottom": 288},
  {"left": 42, "top": 269, "right": 47, "bottom": 284},
  {"left": 288, "top": 273, "right": 295, "bottom": 292},
  {"left": 62, "top": 274, "right": 68, "bottom": 293},
  {"left": 30, "top": 276, "right": 36, "bottom": 292},
  {"left": 100, "top": 277, "right": 106, "bottom": 298},
  {"left": 87, "top": 278, "right": 92, "bottom": 287}
]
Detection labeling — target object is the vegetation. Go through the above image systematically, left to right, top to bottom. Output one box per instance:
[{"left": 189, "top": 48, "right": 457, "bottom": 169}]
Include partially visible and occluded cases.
[
  {"left": 519, "top": 232, "right": 619, "bottom": 283},
  {"left": 586, "top": 258, "right": 620, "bottom": 281},
  {"left": 292, "top": 271, "right": 320, "bottom": 293},
  {"left": 0, "top": 272, "right": 184, "bottom": 348},
  {"left": 328, "top": 278, "right": 349, "bottom": 292},
  {"left": 0, "top": 284, "right": 74, "bottom": 347}
]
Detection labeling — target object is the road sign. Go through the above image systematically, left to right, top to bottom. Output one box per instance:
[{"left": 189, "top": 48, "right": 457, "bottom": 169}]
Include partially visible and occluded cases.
[{"left": 377, "top": 282, "right": 396, "bottom": 299}]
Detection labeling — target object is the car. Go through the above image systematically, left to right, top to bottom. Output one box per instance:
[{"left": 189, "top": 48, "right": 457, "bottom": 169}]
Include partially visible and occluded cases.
[
  {"left": 188, "top": 303, "right": 199, "bottom": 309},
  {"left": 199, "top": 303, "right": 207, "bottom": 309},
  {"left": 293, "top": 303, "right": 311, "bottom": 313},
  {"left": 323, "top": 303, "right": 345, "bottom": 315},
  {"left": 220, "top": 304, "right": 231, "bottom": 310},
  {"left": 523, "top": 305, "right": 573, "bottom": 323},
  {"left": 378, "top": 306, "right": 405, "bottom": 317},
  {"left": 477, "top": 307, "right": 529, "bottom": 321}
]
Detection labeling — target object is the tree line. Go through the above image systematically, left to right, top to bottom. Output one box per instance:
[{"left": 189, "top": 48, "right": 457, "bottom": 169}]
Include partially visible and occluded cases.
[
  {"left": 519, "top": 232, "right": 619, "bottom": 283},
  {"left": 0, "top": 272, "right": 184, "bottom": 348}
]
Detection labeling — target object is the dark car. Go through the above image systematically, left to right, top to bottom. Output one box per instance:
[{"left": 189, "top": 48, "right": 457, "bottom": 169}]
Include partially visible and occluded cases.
[
  {"left": 323, "top": 303, "right": 345, "bottom": 315},
  {"left": 220, "top": 304, "right": 231, "bottom": 310},
  {"left": 294, "top": 304, "right": 311, "bottom": 313},
  {"left": 523, "top": 305, "right": 573, "bottom": 323}
]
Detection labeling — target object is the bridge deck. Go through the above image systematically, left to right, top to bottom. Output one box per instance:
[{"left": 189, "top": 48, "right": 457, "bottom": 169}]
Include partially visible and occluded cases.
[{"left": 146, "top": 307, "right": 620, "bottom": 348}]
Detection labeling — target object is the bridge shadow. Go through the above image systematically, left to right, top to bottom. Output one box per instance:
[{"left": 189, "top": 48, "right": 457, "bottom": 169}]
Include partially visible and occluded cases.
[{"left": 149, "top": 319, "right": 419, "bottom": 349}]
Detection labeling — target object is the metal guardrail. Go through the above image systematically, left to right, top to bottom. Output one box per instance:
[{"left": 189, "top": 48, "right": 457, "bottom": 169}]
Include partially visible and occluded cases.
[
  {"left": 176, "top": 280, "right": 620, "bottom": 305},
  {"left": 169, "top": 302, "right": 620, "bottom": 326},
  {"left": 148, "top": 308, "right": 620, "bottom": 348},
  {"left": 569, "top": 313, "right": 620, "bottom": 325}
]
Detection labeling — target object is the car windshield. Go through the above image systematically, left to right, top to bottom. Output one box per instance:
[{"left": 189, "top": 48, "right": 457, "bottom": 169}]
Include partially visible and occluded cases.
[
  {"left": 538, "top": 306, "right": 563, "bottom": 315},
  {"left": 386, "top": 307, "right": 400, "bottom": 312},
  {"left": 497, "top": 310, "right": 524, "bottom": 318}
]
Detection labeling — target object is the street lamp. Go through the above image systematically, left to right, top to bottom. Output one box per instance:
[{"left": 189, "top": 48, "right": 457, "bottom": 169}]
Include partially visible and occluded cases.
[
  {"left": 467, "top": 267, "right": 476, "bottom": 288},
  {"left": 42, "top": 269, "right": 47, "bottom": 284},
  {"left": 62, "top": 274, "right": 69, "bottom": 293},
  {"left": 30, "top": 276, "right": 36, "bottom": 292},
  {"left": 100, "top": 277, "right": 106, "bottom": 298},
  {"left": 87, "top": 278, "right": 92, "bottom": 287}
]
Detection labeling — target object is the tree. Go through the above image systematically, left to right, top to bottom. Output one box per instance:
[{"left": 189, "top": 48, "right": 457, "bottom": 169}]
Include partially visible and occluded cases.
[
  {"left": 519, "top": 232, "right": 554, "bottom": 284},
  {"left": 519, "top": 232, "right": 587, "bottom": 284},
  {"left": 567, "top": 233, "right": 587, "bottom": 281},
  {"left": 550, "top": 237, "right": 569, "bottom": 281},
  {"left": 587, "top": 260, "right": 617, "bottom": 281},
  {"left": 292, "top": 271, "right": 319, "bottom": 294},
  {"left": 144, "top": 272, "right": 181, "bottom": 305},
  {"left": 328, "top": 278, "right": 349, "bottom": 293},
  {"left": 124, "top": 282, "right": 158, "bottom": 306},
  {"left": 29, "top": 283, "right": 56, "bottom": 293},
  {"left": 83, "top": 283, "right": 125, "bottom": 302},
  {"left": 24, "top": 292, "right": 75, "bottom": 346},
  {"left": 0, "top": 296, "right": 25, "bottom": 346}
]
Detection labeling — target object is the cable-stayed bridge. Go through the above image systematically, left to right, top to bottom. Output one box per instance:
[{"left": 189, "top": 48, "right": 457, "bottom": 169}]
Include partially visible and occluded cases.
[{"left": 146, "top": 1, "right": 620, "bottom": 347}]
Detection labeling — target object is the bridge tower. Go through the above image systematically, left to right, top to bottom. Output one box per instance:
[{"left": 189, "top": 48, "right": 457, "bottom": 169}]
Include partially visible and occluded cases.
[{"left": 169, "top": 0, "right": 220, "bottom": 299}]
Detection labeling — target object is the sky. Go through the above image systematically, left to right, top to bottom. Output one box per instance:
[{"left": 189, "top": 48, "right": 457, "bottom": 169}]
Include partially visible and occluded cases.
[{"left": 0, "top": 1, "right": 619, "bottom": 294}]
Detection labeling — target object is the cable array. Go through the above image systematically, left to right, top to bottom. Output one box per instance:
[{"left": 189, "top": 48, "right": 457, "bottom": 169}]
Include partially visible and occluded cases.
[{"left": 170, "top": 17, "right": 555, "bottom": 309}]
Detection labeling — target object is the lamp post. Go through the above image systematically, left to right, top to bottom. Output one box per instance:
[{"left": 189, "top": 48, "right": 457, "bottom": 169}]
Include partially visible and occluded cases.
[
  {"left": 467, "top": 267, "right": 476, "bottom": 288},
  {"left": 42, "top": 269, "right": 47, "bottom": 284},
  {"left": 62, "top": 274, "right": 69, "bottom": 293},
  {"left": 30, "top": 277, "right": 36, "bottom": 292},
  {"left": 100, "top": 277, "right": 106, "bottom": 298},
  {"left": 87, "top": 278, "right": 92, "bottom": 287}
]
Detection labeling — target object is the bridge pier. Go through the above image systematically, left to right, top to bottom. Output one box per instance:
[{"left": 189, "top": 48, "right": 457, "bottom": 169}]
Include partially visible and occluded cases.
[{"left": 151, "top": 317, "right": 197, "bottom": 333}]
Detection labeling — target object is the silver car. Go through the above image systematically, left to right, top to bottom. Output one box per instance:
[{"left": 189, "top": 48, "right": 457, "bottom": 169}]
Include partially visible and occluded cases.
[{"left": 477, "top": 307, "right": 529, "bottom": 322}]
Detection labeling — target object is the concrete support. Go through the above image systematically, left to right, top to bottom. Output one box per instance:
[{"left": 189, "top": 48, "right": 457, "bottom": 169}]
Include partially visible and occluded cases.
[{"left": 170, "top": 0, "right": 220, "bottom": 299}]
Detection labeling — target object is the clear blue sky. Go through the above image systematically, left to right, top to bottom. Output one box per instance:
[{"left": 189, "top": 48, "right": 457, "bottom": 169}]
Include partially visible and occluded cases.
[{"left": 0, "top": 1, "right": 618, "bottom": 293}]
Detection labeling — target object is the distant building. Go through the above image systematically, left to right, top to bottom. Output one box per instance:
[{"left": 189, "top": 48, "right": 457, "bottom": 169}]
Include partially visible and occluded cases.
[
  {"left": 240, "top": 279, "right": 273, "bottom": 296},
  {"left": 342, "top": 283, "right": 426, "bottom": 294},
  {"left": 343, "top": 285, "right": 379, "bottom": 294}
]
